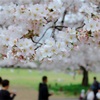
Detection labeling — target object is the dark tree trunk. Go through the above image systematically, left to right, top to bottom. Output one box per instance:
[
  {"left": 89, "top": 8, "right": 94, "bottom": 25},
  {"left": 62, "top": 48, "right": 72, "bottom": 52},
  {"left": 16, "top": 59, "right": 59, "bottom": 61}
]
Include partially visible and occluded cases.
[{"left": 80, "top": 66, "right": 89, "bottom": 86}]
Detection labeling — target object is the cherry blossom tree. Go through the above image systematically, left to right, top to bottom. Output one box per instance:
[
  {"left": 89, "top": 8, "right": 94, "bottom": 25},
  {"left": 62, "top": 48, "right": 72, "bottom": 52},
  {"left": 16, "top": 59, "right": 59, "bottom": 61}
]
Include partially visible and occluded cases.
[
  {"left": 0, "top": 0, "right": 100, "bottom": 85},
  {"left": 68, "top": 44, "right": 100, "bottom": 86}
]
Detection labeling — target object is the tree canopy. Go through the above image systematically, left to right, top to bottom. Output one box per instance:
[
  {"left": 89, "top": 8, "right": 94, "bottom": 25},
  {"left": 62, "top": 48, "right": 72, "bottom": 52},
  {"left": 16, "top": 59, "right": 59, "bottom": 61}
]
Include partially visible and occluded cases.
[{"left": 0, "top": 0, "right": 100, "bottom": 70}]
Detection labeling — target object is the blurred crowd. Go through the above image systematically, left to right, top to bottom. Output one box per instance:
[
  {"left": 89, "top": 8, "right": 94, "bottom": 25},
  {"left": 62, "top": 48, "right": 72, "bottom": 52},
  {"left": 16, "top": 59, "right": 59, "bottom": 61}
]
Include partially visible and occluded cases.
[
  {"left": 0, "top": 76, "right": 100, "bottom": 100},
  {"left": 79, "top": 77, "right": 100, "bottom": 100}
]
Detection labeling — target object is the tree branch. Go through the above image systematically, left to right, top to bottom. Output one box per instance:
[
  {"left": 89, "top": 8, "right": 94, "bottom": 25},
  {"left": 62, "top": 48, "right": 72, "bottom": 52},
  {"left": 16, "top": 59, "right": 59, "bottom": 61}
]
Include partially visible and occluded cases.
[
  {"left": 59, "top": 0, "right": 74, "bottom": 30},
  {"left": 34, "top": 1, "right": 75, "bottom": 47},
  {"left": 51, "top": 19, "right": 58, "bottom": 41},
  {"left": 76, "top": 23, "right": 85, "bottom": 30},
  {"left": 35, "top": 25, "right": 68, "bottom": 45},
  {"left": 35, "top": 26, "right": 53, "bottom": 45},
  {"left": 30, "top": 37, "right": 42, "bottom": 45},
  {"left": 34, "top": 45, "right": 42, "bottom": 50}
]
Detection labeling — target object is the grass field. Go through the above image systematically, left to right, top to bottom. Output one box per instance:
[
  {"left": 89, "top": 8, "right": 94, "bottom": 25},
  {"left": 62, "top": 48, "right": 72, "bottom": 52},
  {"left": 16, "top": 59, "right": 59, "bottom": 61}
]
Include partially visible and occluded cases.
[{"left": 0, "top": 68, "right": 100, "bottom": 97}]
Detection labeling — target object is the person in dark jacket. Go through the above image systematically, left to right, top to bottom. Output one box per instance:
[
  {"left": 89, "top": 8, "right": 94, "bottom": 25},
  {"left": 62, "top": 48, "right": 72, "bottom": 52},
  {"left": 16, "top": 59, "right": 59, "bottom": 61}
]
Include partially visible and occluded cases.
[
  {"left": 38, "top": 76, "right": 53, "bottom": 100},
  {"left": 0, "top": 77, "right": 2, "bottom": 84},
  {"left": 91, "top": 77, "right": 99, "bottom": 100},
  {"left": 0, "top": 79, "right": 16, "bottom": 100}
]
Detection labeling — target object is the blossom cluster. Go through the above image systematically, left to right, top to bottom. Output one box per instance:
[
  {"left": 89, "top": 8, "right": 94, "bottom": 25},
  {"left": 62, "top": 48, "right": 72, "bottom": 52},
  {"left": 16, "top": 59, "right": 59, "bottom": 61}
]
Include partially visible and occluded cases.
[{"left": 0, "top": 0, "right": 100, "bottom": 69}]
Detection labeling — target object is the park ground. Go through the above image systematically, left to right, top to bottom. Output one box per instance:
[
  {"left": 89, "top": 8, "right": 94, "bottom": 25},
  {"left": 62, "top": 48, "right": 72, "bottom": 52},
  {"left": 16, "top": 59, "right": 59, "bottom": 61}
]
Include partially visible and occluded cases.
[
  {"left": 0, "top": 68, "right": 100, "bottom": 100},
  {"left": 12, "top": 86, "right": 77, "bottom": 100}
]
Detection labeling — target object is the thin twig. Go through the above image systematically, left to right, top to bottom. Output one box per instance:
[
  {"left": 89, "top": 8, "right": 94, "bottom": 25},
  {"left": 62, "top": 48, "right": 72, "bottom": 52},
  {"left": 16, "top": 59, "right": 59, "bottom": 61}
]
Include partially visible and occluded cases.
[
  {"left": 60, "top": 0, "right": 74, "bottom": 30},
  {"left": 44, "top": 17, "right": 51, "bottom": 23},
  {"left": 51, "top": 19, "right": 58, "bottom": 41},
  {"left": 76, "top": 23, "right": 85, "bottom": 30},
  {"left": 35, "top": 25, "right": 68, "bottom": 45},
  {"left": 55, "top": 25, "right": 68, "bottom": 29},
  {"left": 35, "top": 26, "right": 53, "bottom": 45},
  {"left": 31, "top": 38, "right": 42, "bottom": 45},
  {"left": 35, "top": 45, "right": 42, "bottom": 50}
]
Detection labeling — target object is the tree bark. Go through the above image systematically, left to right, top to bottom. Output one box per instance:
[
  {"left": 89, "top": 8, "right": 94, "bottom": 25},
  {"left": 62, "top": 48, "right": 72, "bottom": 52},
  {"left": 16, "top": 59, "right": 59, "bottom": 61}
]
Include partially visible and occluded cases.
[{"left": 80, "top": 66, "right": 89, "bottom": 86}]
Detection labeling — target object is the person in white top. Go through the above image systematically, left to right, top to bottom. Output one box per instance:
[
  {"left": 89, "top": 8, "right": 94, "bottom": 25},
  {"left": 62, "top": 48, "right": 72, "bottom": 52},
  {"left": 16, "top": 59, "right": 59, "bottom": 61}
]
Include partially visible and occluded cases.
[
  {"left": 0, "top": 77, "right": 2, "bottom": 90},
  {"left": 87, "top": 88, "right": 94, "bottom": 100},
  {"left": 79, "top": 89, "right": 85, "bottom": 100},
  {"left": 96, "top": 89, "right": 100, "bottom": 100}
]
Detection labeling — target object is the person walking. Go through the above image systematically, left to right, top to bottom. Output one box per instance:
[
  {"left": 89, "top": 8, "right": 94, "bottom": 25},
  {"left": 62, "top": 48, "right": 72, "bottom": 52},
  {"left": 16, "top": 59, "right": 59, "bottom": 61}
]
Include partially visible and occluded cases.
[
  {"left": 38, "top": 76, "right": 53, "bottom": 100},
  {"left": 91, "top": 77, "right": 99, "bottom": 100},
  {"left": 0, "top": 79, "right": 16, "bottom": 100}
]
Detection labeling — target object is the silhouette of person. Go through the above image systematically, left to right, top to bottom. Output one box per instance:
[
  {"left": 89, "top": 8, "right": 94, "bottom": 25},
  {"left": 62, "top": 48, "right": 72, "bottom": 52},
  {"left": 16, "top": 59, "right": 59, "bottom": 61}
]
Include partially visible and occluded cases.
[
  {"left": 38, "top": 76, "right": 53, "bottom": 100},
  {"left": 0, "top": 77, "right": 2, "bottom": 90},
  {"left": 91, "top": 77, "right": 99, "bottom": 100},
  {"left": 0, "top": 79, "right": 16, "bottom": 100}
]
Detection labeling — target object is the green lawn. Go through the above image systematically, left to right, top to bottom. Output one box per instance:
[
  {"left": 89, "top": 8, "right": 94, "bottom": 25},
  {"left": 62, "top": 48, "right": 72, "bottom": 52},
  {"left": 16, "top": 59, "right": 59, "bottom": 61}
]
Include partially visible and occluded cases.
[{"left": 0, "top": 68, "right": 99, "bottom": 96}]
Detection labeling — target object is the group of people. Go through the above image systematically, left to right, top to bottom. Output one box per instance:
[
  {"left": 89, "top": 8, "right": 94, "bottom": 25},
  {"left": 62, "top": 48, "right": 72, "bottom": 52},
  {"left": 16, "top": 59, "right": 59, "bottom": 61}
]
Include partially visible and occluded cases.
[
  {"left": 0, "top": 76, "right": 52, "bottom": 100},
  {"left": 1, "top": 76, "right": 100, "bottom": 100},
  {"left": 0, "top": 77, "right": 16, "bottom": 100},
  {"left": 79, "top": 77, "right": 100, "bottom": 100}
]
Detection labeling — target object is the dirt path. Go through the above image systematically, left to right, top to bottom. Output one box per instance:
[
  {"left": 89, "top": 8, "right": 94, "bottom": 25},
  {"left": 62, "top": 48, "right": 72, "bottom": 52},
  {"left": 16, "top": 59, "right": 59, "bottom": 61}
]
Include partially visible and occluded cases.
[
  {"left": 11, "top": 86, "right": 77, "bottom": 100},
  {"left": 12, "top": 87, "right": 37, "bottom": 100}
]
